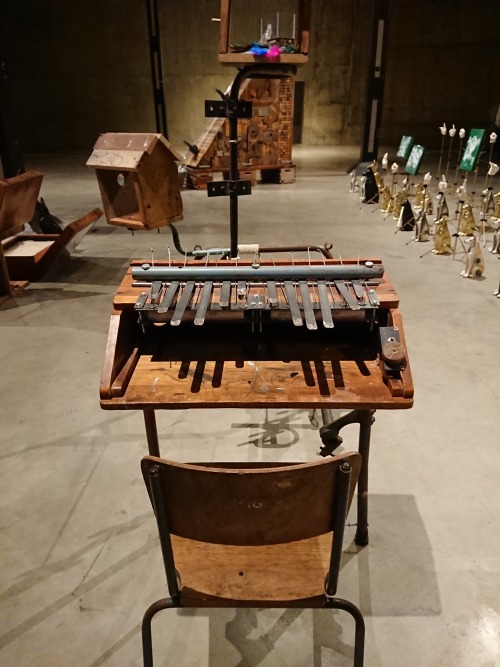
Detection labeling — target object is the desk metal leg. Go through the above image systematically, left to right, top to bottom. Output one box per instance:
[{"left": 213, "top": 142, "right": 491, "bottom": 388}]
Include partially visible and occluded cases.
[
  {"left": 319, "top": 408, "right": 376, "bottom": 546},
  {"left": 144, "top": 409, "right": 160, "bottom": 457}
]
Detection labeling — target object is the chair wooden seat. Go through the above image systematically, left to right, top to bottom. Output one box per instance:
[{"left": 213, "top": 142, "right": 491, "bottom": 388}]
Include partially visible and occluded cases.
[
  {"left": 141, "top": 453, "right": 365, "bottom": 666},
  {"left": 172, "top": 533, "right": 333, "bottom": 606}
]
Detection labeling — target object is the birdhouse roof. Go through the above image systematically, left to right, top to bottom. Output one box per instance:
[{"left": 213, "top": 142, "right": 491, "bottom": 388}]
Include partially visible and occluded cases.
[{"left": 86, "top": 133, "right": 182, "bottom": 171}]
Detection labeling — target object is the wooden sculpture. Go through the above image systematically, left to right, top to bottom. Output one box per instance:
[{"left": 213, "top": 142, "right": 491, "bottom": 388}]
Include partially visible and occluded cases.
[{"left": 184, "top": 78, "right": 296, "bottom": 189}]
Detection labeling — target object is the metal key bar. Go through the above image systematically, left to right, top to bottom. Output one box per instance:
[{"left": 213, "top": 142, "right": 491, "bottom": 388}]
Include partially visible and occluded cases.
[
  {"left": 267, "top": 280, "right": 278, "bottom": 307},
  {"left": 317, "top": 280, "right": 334, "bottom": 328},
  {"left": 351, "top": 280, "right": 366, "bottom": 305},
  {"left": 149, "top": 281, "right": 163, "bottom": 303},
  {"left": 157, "top": 281, "right": 180, "bottom": 314},
  {"left": 171, "top": 281, "right": 195, "bottom": 325},
  {"left": 194, "top": 281, "right": 213, "bottom": 325},
  {"left": 219, "top": 281, "right": 231, "bottom": 308},
  {"left": 236, "top": 281, "right": 247, "bottom": 299},
  {"left": 284, "top": 281, "right": 303, "bottom": 326},
  {"left": 299, "top": 281, "right": 318, "bottom": 330},
  {"left": 335, "top": 281, "right": 361, "bottom": 310},
  {"left": 366, "top": 286, "right": 380, "bottom": 307},
  {"left": 134, "top": 292, "right": 148, "bottom": 310}
]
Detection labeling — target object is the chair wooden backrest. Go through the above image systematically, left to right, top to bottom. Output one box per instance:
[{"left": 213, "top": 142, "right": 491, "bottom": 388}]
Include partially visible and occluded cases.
[{"left": 142, "top": 454, "right": 360, "bottom": 547}]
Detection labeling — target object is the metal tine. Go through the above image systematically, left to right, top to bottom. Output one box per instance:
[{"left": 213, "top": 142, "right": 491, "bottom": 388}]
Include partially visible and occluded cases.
[
  {"left": 167, "top": 246, "right": 171, "bottom": 267},
  {"left": 307, "top": 247, "right": 319, "bottom": 307},
  {"left": 150, "top": 248, "right": 155, "bottom": 267},
  {"left": 265, "top": 253, "right": 282, "bottom": 307},
  {"left": 351, "top": 279, "right": 366, "bottom": 305},
  {"left": 149, "top": 280, "right": 163, "bottom": 303},
  {"left": 237, "top": 280, "right": 247, "bottom": 300},
  {"left": 267, "top": 280, "right": 278, "bottom": 307},
  {"left": 317, "top": 280, "right": 334, "bottom": 328},
  {"left": 335, "top": 280, "right": 360, "bottom": 310},
  {"left": 157, "top": 281, "right": 180, "bottom": 314},
  {"left": 171, "top": 281, "right": 195, "bottom": 325},
  {"left": 194, "top": 281, "right": 213, "bottom": 325},
  {"left": 219, "top": 281, "right": 231, "bottom": 308},
  {"left": 284, "top": 281, "right": 303, "bottom": 326},
  {"left": 299, "top": 281, "right": 317, "bottom": 330},
  {"left": 364, "top": 281, "right": 380, "bottom": 306},
  {"left": 134, "top": 292, "right": 148, "bottom": 310}
]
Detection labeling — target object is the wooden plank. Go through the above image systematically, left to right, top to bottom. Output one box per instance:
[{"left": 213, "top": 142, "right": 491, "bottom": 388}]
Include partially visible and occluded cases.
[
  {"left": 219, "top": 0, "right": 231, "bottom": 54},
  {"left": 0, "top": 171, "right": 43, "bottom": 240}
]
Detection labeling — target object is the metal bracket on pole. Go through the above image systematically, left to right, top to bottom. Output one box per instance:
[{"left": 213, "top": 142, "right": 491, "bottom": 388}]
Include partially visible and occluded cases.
[
  {"left": 205, "top": 100, "right": 253, "bottom": 119},
  {"left": 207, "top": 180, "right": 252, "bottom": 198}
]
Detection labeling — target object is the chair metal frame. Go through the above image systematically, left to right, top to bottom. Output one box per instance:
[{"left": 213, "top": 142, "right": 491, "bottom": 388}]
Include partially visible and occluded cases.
[{"left": 141, "top": 455, "right": 365, "bottom": 666}]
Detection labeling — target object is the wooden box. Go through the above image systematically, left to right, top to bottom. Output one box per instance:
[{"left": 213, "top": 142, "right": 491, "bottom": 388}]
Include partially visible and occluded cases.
[
  {"left": 218, "top": 0, "right": 311, "bottom": 67},
  {"left": 87, "top": 133, "right": 183, "bottom": 231}
]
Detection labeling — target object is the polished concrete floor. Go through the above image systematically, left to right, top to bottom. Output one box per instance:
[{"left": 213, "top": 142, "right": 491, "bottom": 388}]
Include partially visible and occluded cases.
[{"left": 1, "top": 146, "right": 499, "bottom": 666}]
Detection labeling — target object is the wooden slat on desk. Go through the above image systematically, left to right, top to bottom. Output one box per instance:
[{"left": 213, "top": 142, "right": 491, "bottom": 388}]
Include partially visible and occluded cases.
[{"left": 101, "top": 356, "right": 413, "bottom": 410}]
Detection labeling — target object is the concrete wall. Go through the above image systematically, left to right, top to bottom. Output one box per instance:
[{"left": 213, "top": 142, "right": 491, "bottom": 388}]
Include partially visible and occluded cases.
[{"left": 1, "top": 0, "right": 499, "bottom": 154}]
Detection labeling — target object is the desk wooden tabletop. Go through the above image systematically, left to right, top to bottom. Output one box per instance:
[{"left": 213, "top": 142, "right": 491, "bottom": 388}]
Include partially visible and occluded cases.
[{"left": 100, "top": 258, "right": 413, "bottom": 410}]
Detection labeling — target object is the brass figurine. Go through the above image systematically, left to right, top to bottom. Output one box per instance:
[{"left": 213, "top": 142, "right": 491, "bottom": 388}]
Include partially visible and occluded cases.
[
  {"left": 380, "top": 186, "right": 392, "bottom": 212},
  {"left": 392, "top": 191, "right": 404, "bottom": 220},
  {"left": 458, "top": 203, "right": 477, "bottom": 236},
  {"left": 433, "top": 216, "right": 452, "bottom": 254}
]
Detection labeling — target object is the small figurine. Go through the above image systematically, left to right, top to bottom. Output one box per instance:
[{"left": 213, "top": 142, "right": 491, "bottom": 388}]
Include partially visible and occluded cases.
[
  {"left": 371, "top": 161, "right": 384, "bottom": 191},
  {"left": 361, "top": 166, "right": 379, "bottom": 203},
  {"left": 349, "top": 170, "right": 359, "bottom": 193},
  {"left": 401, "top": 175, "right": 411, "bottom": 197},
  {"left": 415, "top": 182, "right": 424, "bottom": 208},
  {"left": 380, "top": 185, "right": 392, "bottom": 212},
  {"left": 392, "top": 191, "right": 404, "bottom": 220},
  {"left": 435, "top": 192, "right": 449, "bottom": 219},
  {"left": 397, "top": 199, "right": 415, "bottom": 231},
  {"left": 458, "top": 203, "right": 477, "bottom": 236},
  {"left": 414, "top": 209, "right": 430, "bottom": 241},
  {"left": 433, "top": 217, "right": 452, "bottom": 254},
  {"left": 488, "top": 222, "right": 500, "bottom": 254},
  {"left": 461, "top": 235, "right": 485, "bottom": 278}
]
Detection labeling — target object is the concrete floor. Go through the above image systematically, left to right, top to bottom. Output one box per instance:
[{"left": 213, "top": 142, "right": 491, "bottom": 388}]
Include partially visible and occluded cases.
[{"left": 1, "top": 145, "right": 499, "bottom": 666}]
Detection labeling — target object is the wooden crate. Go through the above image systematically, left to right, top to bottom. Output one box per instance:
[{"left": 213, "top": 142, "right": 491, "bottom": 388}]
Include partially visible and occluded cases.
[
  {"left": 218, "top": 0, "right": 311, "bottom": 67},
  {"left": 185, "top": 168, "right": 214, "bottom": 191}
]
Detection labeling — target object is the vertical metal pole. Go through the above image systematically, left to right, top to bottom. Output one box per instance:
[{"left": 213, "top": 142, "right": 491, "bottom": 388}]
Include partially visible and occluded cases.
[
  {"left": 145, "top": 0, "right": 168, "bottom": 137},
  {"left": 360, "top": 0, "right": 389, "bottom": 163}
]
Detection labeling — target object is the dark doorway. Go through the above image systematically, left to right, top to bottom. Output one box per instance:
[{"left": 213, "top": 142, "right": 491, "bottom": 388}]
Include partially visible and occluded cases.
[{"left": 293, "top": 81, "right": 305, "bottom": 144}]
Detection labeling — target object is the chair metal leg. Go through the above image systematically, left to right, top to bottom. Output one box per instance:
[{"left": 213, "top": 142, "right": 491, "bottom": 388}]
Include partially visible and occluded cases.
[
  {"left": 319, "top": 408, "right": 375, "bottom": 546},
  {"left": 144, "top": 409, "right": 161, "bottom": 457},
  {"left": 142, "top": 597, "right": 176, "bottom": 667},
  {"left": 326, "top": 597, "right": 365, "bottom": 667}
]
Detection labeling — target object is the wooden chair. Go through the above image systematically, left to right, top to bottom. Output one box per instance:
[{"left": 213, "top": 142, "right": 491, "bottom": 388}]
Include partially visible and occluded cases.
[{"left": 141, "top": 452, "right": 365, "bottom": 666}]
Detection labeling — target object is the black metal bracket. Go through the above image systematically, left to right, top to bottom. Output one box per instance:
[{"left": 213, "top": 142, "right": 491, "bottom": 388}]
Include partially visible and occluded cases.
[
  {"left": 205, "top": 99, "right": 253, "bottom": 119},
  {"left": 207, "top": 180, "right": 252, "bottom": 198}
]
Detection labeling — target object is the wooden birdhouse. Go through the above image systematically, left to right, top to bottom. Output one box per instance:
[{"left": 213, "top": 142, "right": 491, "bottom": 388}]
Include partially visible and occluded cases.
[
  {"left": 218, "top": 0, "right": 311, "bottom": 67},
  {"left": 87, "top": 133, "right": 183, "bottom": 231}
]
